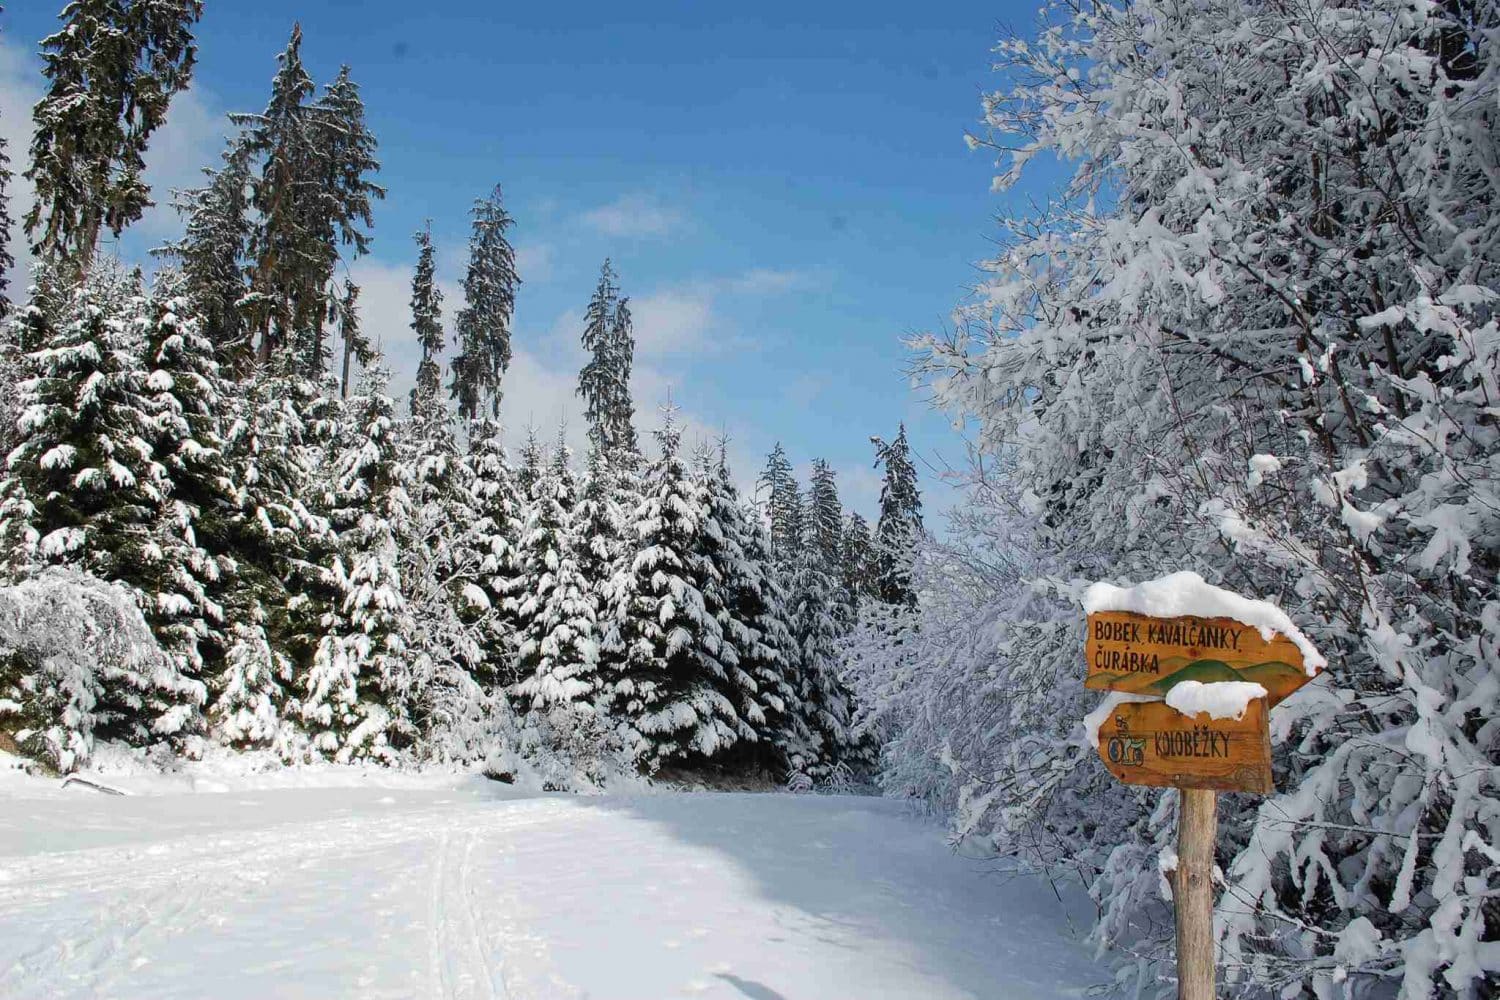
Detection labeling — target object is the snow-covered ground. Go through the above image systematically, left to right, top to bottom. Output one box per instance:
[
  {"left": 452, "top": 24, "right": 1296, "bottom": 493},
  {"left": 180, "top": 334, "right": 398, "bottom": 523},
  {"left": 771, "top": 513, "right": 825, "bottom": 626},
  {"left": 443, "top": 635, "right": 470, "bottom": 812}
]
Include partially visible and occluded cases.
[{"left": 0, "top": 765, "right": 1105, "bottom": 999}]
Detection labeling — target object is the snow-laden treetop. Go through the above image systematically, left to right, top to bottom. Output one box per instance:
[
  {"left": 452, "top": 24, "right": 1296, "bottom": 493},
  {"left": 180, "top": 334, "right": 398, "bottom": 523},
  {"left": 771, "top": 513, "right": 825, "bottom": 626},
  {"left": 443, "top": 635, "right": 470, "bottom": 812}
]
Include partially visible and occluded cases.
[{"left": 1081, "top": 571, "right": 1325, "bottom": 674}]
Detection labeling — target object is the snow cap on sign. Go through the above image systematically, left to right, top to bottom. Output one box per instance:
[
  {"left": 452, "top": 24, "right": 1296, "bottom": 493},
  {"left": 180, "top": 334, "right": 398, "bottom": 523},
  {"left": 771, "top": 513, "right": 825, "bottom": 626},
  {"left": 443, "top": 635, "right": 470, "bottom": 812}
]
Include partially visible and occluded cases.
[
  {"left": 1081, "top": 571, "right": 1325, "bottom": 674},
  {"left": 1164, "top": 680, "right": 1267, "bottom": 721}
]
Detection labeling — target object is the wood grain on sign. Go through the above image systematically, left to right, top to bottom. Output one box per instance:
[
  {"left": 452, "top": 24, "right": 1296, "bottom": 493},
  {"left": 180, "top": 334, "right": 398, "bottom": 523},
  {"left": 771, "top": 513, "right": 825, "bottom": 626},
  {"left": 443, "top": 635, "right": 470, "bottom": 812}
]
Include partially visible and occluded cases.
[
  {"left": 1085, "top": 610, "right": 1316, "bottom": 706},
  {"left": 1096, "top": 697, "right": 1274, "bottom": 795}
]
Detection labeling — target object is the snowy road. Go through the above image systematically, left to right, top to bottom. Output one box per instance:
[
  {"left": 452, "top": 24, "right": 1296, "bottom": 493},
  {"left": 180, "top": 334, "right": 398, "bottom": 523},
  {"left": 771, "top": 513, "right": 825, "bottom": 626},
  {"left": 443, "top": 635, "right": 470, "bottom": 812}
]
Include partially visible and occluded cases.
[{"left": 0, "top": 776, "right": 1105, "bottom": 999}]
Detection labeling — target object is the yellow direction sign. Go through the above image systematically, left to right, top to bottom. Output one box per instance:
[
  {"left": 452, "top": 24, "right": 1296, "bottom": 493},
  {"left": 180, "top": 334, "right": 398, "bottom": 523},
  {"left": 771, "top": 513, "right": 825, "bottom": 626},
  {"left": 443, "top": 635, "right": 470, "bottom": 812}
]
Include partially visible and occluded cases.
[
  {"left": 1085, "top": 610, "right": 1318, "bottom": 706},
  {"left": 1095, "top": 697, "right": 1274, "bottom": 795}
]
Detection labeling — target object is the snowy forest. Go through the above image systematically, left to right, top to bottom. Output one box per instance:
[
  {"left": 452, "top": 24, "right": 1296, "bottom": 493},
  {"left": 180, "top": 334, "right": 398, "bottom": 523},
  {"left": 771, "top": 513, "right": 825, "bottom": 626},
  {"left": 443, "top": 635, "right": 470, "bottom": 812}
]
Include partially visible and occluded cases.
[
  {"left": 1, "top": 1, "right": 1497, "bottom": 999},
  {"left": 0, "top": 5, "right": 925, "bottom": 787}
]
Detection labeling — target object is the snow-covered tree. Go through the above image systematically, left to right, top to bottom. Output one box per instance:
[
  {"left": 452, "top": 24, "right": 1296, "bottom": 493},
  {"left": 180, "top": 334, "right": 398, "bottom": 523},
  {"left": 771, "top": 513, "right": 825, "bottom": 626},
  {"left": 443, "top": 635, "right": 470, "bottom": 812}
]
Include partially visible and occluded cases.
[
  {"left": 25, "top": 0, "right": 204, "bottom": 269},
  {"left": 888, "top": 2, "right": 1500, "bottom": 995},
  {"left": 233, "top": 26, "right": 382, "bottom": 369},
  {"left": 164, "top": 143, "right": 252, "bottom": 366},
  {"left": 450, "top": 185, "right": 518, "bottom": 420},
  {"left": 408, "top": 223, "right": 444, "bottom": 420},
  {"left": 577, "top": 260, "right": 637, "bottom": 455},
  {"left": 0, "top": 263, "right": 213, "bottom": 739},
  {"left": 138, "top": 272, "right": 238, "bottom": 734},
  {"left": 301, "top": 364, "right": 409, "bottom": 761},
  {"left": 602, "top": 411, "right": 742, "bottom": 766},
  {"left": 457, "top": 417, "right": 522, "bottom": 688},
  {"left": 871, "top": 425, "right": 920, "bottom": 609},
  {"left": 514, "top": 427, "right": 544, "bottom": 501},
  {"left": 512, "top": 437, "right": 602, "bottom": 714},
  {"left": 757, "top": 442, "right": 801, "bottom": 570},
  {"left": 697, "top": 445, "right": 804, "bottom": 769},
  {"left": 789, "top": 508, "right": 852, "bottom": 772},
  {"left": 840, "top": 512, "right": 876, "bottom": 611},
  {"left": 0, "top": 568, "right": 177, "bottom": 772}
]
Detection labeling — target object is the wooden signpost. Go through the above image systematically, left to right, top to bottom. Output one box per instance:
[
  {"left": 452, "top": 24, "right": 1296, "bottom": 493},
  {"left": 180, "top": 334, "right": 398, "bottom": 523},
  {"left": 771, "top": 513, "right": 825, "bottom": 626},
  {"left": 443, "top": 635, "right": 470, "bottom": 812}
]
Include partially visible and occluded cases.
[{"left": 1085, "top": 606, "right": 1319, "bottom": 1000}]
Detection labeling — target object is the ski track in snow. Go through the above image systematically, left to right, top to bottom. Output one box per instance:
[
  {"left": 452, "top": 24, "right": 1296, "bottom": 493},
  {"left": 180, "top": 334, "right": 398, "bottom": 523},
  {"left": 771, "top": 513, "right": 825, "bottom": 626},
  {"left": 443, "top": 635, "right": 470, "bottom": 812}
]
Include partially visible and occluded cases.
[{"left": 0, "top": 784, "right": 1105, "bottom": 999}]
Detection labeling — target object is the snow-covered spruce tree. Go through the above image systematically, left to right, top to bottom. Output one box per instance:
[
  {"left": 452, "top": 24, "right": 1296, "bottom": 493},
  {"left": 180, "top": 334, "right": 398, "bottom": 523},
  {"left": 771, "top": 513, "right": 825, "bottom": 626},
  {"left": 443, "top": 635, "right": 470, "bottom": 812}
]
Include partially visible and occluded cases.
[
  {"left": 25, "top": 0, "right": 203, "bottom": 270},
  {"left": 899, "top": 2, "right": 1500, "bottom": 995},
  {"left": 163, "top": 142, "right": 253, "bottom": 367},
  {"left": 450, "top": 185, "right": 519, "bottom": 420},
  {"left": 408, "top": 223, "right": 444, "bottom": 420},
  {"left": 577, "top": 260, "right": 639, "bottom": 455},
  {"left": 0, "top": 262, "right": 201, "bottom": 739},
  {"left": 138, "top": 271, "right": 240, "bottom": 738},
  {"left": 211, "top": 352, "right": 333, "bottom": 749},
  {"left": 302, "top": 363, "right": 410, "bottom": 761},
  {"left": 602, "top": 411, "right": 743, "bottom": 767},
  {"left": 457, "top": 417, "right": 523, "bottom": 689},
  {"left": 871, "top": 425, "right": 921, "bottom": 609},
  {"left": 392, "top": 427, "right": 495, "bottom": 767},
  {"left": 514, "top": 427, "right": 545, "bottom": 502},
  {"left": 511, "top": 435, "right": 603, "bottom": 715},
  {"left": 573, "top": 442, "right": 627, "bottom": 611},
  {"left": 757, "top": 442, "right": 802, "bottom": 571},
  {"left": 698, "top": 444, "right": 807, "bottom": 770},
  {"left": 686, "top": 445, "right": 760, "bottom": 750},
  {"left": 789, "top": 465, "right": 855, "bottom": 773},
  {"left": 740, "top": 488, "right": 813, "bottom": 769},
  {"left": 840, "top": 511, "right": 876, "bottom": 611}
]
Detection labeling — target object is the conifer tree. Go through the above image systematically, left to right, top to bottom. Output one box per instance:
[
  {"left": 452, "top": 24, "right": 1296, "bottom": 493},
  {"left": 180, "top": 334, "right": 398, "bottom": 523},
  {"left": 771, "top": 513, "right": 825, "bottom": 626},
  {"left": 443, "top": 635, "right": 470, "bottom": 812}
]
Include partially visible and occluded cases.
[
  {"left": 26, "top": 0, "right": 204, "bottom": 269},
  {"left": 235, "top": 27, "right": 382, "bottom": 370},
  {"left": 165, "top": 144, "right": 252, "bottom": 365},
  {"left": 449, "top": 186, "right": 518, "bottom": 419},
  {"left": 408, "top": 223, "right": 444, "bottom": 420},
  {"left": 577, "top": 260, "right": 638, "bottom": 454},
  {"left": 0, "top": 262, "right": 200, "bottom": 737},
  {"left": 2, "top": 265, "right": 167, "bottom": 579},
  {"left": 139, "top": 272, "right": 238, "bottom": 725},
  {"left": 334, "top": 278, "right": 368, "bottom": 398},
  {"left": 217, "top": 352, "right": 335, "bottom": 719},
  {"left": 302, "top": 363, "right": 409, "bottom": 761},
  {"left": 603, "top": 411, "right": 742, "bottom": 766},
  {"left": 458, "top": 417, "right": 523, "bottom": 688},
  {"left": 872, "top": 425, "right": 922, "bottom": 608},
  {"left": 514, "top": 427, "right": 545, "bottom": 501},
  {"left": 512, "top": 436, "right": 601, "bottom": 712},
  {"left": 572, "top": 443, "right": 625, "bottom": 608},
  {"left": 758, "top": 443, "right": 802, "bottom": 570},
  {"left": 696, "top": 444, "right": 802, "bottom": 764},
  {"left": 804, "top": 460, "right": 852, "bottom": 628},
  {"left": 738, "top": 494, "right": 810, "bottom": 767},
  {"left": 841, "top": 512, "right": 876, "bottom": 610},
  {"left": 790, "top": 536, "right": 851, "bottom": 772},
  {"left": 212, "top": 615, "right": 294, "bottom": 749}
]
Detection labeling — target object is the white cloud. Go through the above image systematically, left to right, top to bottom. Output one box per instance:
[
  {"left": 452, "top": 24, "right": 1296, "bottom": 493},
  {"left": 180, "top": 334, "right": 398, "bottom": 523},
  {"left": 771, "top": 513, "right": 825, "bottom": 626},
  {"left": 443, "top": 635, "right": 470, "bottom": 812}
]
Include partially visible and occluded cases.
[
  {"left": 134, "top": 81, "right": 228, "bottom": 240},
  {"left": 579, "top": 194, "right": 685, "bottom": 239},
  {"left": 514, "top": 242, "right": 555, "bottom": 284},
  {"left": 725, "top": 268, "right": 806, "bottom": 295},
  {"left": 630, "top": 288, "right": 713, "bottom": 356}
]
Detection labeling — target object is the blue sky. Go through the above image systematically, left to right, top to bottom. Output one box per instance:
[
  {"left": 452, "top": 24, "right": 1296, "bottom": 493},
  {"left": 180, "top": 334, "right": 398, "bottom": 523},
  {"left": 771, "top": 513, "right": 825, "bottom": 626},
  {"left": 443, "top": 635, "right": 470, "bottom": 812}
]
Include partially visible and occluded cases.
[{"left": 1, "top": 1, "right": 1058, "bottom": 519}]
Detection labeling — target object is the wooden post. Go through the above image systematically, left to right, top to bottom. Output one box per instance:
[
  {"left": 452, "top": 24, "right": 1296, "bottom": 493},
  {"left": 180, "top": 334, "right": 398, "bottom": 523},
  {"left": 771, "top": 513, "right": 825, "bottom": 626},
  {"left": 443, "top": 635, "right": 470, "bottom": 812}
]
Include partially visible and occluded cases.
[{"left": 1176, "top": 788, "right": 1217, "bottom": 1000}]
